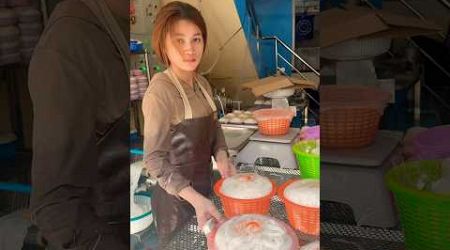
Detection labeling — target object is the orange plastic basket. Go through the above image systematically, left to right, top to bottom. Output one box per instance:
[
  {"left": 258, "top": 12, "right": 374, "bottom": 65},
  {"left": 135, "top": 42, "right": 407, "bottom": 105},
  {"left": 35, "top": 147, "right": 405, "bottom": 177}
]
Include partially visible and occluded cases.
[
  {"left": 320, "top": 85, "right": 390, "bottom": 148},
  {"left": 321, "top": 107, "right": 380, "bottom": 148},
  {"left": 253, "top": 108, "right": 294, "bottom": 136},
  {"left": 214, "top": 178, "right": 276, "bottom": 218},
  {"left": 277, "top": 179, "right": 320, "bottom": 236}
]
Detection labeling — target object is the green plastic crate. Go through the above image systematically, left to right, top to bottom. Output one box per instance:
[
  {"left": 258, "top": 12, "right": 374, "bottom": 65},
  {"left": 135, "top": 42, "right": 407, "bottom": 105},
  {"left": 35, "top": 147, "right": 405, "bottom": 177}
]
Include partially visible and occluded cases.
[
  {"left": 292, "top": 140, "right": 320, "bottom": 179},
  {"left": 385, "top": 160, "right": 450, "bottom": 250}
]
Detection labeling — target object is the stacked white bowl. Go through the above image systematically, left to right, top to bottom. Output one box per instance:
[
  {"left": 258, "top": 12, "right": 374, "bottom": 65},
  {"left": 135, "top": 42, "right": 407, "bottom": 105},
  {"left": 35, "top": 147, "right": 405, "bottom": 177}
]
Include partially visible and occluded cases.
[
  {"left": 15, "top": 6, "right": 42, "bottom": 62},
  {"left": 0, "top": 8, "right": 20, "bottom": 65},
  {"left": 130, "top": 69, "right": 148, "bottom": 100},
  {"left": 130, "top": 75, "right": 139, "bottom": 101},
  {"left": 136, "top": 75, "right": 148, "bottom": 99}
]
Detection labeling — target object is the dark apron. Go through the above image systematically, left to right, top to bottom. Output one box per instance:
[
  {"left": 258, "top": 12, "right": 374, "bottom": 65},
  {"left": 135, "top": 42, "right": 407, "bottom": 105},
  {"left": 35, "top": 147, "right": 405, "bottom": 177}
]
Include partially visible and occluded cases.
[{"left": 151, "top": 69, "right": 219, "bottom": 246}]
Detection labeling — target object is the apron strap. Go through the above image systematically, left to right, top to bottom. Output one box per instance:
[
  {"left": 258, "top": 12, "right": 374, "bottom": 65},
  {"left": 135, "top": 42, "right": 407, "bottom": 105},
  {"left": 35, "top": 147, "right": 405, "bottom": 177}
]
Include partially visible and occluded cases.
[
  {"left": 164, "top": 69, "right": 193, "bottom": 120},
  {"left": 195, "top": 75, "right": 217, "bottom": 113}
]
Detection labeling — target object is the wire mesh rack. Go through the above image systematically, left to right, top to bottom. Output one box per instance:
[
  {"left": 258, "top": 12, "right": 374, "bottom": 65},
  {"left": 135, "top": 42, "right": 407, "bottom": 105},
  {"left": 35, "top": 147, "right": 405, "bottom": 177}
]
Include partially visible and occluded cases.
[
  {"left": 162, "top": 166, "right": 405, "bottom": 250},
  {"left": 162, "top": 167, "right": 316, "bottom": 250},
  {"left": 321, "top": 223, "right": 404, "bottom": 250}
]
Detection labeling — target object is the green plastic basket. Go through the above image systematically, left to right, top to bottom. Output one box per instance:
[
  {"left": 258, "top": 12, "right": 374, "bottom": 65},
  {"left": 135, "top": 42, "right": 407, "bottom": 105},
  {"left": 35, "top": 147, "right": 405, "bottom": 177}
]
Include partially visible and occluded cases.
[
  {"left": 292, "top": 140, "right": 320, "bottom": 179},
  {"left": 385, "top": 160, "right": 450, "bottom": 250}
]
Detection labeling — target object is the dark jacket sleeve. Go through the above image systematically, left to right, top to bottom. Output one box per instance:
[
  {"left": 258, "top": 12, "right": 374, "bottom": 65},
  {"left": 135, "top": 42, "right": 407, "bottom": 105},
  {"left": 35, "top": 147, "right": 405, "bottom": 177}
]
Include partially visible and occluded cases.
[{"left": 28, "top": 49, "right": 127, "bottom": 249}]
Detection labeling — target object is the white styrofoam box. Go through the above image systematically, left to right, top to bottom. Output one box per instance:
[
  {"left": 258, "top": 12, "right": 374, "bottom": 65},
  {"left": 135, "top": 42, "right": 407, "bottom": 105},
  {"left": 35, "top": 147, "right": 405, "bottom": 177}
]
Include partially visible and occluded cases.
[
  {"left": 14, "top": 7, "right": 41, "bottom": 22},
  {"left": 0, "top": 8, "right": 17, "bottom": 26},
  {"left": 0, "top": 25, "right": 19, "bottom": 42},
  {"left": 321, "top": 37, "right": 391, "bottom": 60}
]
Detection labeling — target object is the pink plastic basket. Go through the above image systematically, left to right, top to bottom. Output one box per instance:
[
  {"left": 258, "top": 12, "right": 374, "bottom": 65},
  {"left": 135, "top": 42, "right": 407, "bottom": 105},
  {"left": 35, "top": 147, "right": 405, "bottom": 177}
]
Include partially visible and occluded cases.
[{"left": 412, "top": 125, "right": 450, "bottom": 160}]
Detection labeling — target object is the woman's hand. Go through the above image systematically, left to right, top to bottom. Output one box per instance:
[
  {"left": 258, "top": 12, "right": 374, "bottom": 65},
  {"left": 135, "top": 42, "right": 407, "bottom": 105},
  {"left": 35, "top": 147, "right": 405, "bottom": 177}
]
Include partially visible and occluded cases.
[
  {"left": 215, "top": 150, "right": 236, "bottom": 178},
  {"left": 179, "top": 186, "right": 224, "bottom": 228},
  {"left": 192, "top": 195, "right": 223, "bottom": 228}
]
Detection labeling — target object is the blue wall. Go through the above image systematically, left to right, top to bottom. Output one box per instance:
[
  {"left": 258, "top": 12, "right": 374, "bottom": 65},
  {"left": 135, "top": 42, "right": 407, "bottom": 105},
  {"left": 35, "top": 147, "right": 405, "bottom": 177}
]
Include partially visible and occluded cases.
[{"left": 234, "top": 0, "right": 293, "bottom": 78}]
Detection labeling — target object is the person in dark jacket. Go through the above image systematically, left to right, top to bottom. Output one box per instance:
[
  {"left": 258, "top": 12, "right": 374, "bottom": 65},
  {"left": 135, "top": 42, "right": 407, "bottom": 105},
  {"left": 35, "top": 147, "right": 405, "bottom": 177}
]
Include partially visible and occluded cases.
[{"left": 28, "top": 0, "right": 129, "bottom": 249}]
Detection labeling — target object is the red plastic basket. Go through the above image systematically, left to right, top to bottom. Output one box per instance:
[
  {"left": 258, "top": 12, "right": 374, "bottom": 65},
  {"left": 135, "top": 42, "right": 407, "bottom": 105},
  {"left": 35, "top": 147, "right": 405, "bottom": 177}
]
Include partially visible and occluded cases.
[
  {"left": 321, "top": 85, "right": 390, "bottom": 148},
  {"left": 252, "top": 108, "right": 295, "bottom": 136},
  {"left": 214, "top": 178, "right": 276, "bottom": 218},
  {"left": 277, "top": 179, "right": 320, "bottom": 236}
]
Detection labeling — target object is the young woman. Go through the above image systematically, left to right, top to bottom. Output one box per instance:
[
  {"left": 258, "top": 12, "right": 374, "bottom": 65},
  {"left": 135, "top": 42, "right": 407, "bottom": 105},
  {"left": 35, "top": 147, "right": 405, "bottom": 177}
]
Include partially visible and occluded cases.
[{"left": 142, "top": 1, "right": 236, "bottom": 245}]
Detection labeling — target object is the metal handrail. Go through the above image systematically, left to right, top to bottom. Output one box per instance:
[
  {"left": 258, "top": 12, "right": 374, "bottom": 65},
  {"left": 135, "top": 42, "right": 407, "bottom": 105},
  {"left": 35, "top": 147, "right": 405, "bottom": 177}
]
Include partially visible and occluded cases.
[
  {"left": 362, "top": 0, "right": 450, "bottom": 113},
  {"left": 261, "top": 36, "right": 320, "bottom": 76},
  {"left": 277, "top": 53, "right": 308, "bottom": 80}
]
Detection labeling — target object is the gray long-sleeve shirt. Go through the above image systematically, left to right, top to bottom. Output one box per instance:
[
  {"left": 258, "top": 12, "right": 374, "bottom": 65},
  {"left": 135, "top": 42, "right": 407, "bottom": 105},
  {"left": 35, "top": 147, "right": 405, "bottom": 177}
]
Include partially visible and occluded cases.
[{"left": 142, "top": 72, "right": 228, "bottom": 196}]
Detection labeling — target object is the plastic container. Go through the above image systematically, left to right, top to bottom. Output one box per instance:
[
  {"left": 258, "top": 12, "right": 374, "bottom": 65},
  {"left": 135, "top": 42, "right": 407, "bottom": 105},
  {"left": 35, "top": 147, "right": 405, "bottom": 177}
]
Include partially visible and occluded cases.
[
  {"left": 129, "top": 39, "right": 144, "bottom": 53},
  {"left": 321, "top": 85, "right": 390, "bottom": 148},
  {"left": 252, "top": 108, "right": 295, "bottom": 136},
  {"left": 412, "top": 125, "right": 450, "bottom": 160},
  {"left": 292, "top": 140, "right": 320, "bottom": 179},
  {"left": 385, "top": 160, "right": 450, "bottom": 250},
  {"left": 214, "top": 178, "right": 276, "bottom": 218},
  {"left": 278, "top": 179, "right": 320, "bottom": 236},
  {"left": 130, "top": 192, "right": 153, "bottom": 234},
  {"left": 207, "top": 214, "right": 299, "bottom": 250}
]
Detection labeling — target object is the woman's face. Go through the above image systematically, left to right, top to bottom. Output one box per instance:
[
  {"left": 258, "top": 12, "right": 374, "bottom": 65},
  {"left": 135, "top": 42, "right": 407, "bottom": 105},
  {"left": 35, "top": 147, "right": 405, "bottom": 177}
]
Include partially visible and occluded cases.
[{"left": 165, "top": 19, "right": 204, "bottom": 72}]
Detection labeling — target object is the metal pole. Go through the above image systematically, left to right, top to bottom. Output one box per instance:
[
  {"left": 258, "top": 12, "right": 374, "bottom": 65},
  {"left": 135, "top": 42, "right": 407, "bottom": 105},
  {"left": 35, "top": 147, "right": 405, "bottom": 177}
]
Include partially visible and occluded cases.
[{"left": 274, "top": 40, "right": 278, "bottom": 72}]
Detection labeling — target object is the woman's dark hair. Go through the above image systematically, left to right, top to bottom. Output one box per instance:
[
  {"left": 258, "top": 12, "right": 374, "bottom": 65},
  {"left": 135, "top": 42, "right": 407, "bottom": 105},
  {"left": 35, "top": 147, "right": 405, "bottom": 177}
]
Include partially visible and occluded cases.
[{"left": 152, "top": 1, "right": 207, "bottom": 66}]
